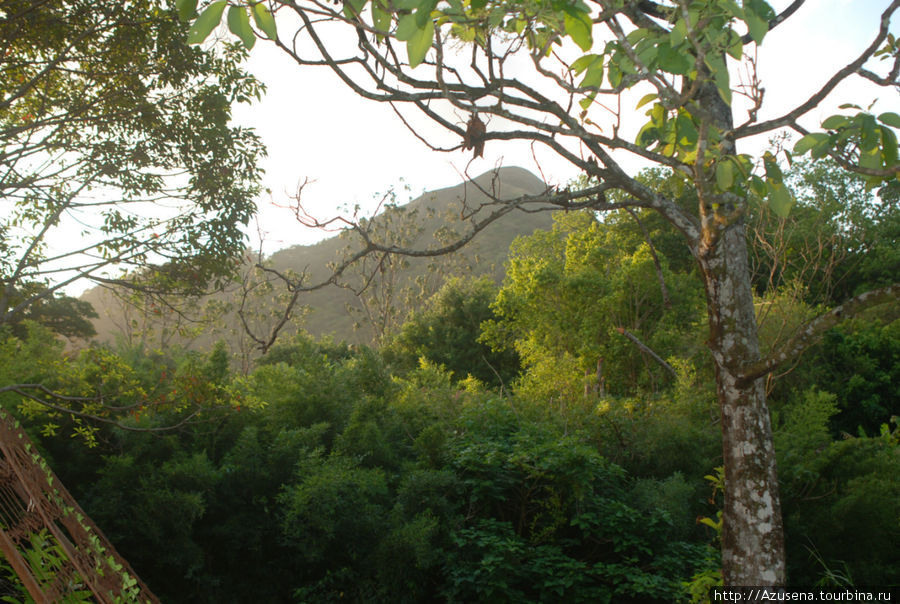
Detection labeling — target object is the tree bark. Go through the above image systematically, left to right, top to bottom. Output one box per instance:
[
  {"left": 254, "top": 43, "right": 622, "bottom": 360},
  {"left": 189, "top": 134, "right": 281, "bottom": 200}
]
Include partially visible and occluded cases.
[
  {"left": 690, "top": 66, "right": 787, "bottom": 584},
  {"left": 700, "top": 220, "right": 786, "bottom": 585}
]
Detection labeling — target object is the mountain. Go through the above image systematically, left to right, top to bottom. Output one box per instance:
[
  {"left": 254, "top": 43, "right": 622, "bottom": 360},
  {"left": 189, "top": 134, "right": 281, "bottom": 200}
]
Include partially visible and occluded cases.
[{"left": 82, "top": 166, "right": 555, "bottom": 352}]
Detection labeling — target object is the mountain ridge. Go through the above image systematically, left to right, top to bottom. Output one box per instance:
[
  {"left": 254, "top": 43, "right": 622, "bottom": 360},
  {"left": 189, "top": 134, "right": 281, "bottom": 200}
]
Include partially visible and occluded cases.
[{"left": 82, "top": 166, "right": 555, "bottom": 351}]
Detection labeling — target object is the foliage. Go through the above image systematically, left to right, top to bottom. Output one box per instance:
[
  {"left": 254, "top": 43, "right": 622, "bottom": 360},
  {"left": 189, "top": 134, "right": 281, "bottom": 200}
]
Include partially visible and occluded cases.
[
  {"left": 1, "top": 0, "right": 265, "bottom": 334},
  {"left": 180, "top": 0, "right": 900, "bottom": 583},
  {"left": 749, "top": 160, "right": 900, "bottom": 305},
  {"left": 483, "top": 206, "right": 704, "bottom": 396},
  {"left": 385, "top": 276, "right": 520, "bottom": 389},
  {"left": 778, "top": 416, "right": 900, "bottom": 586},
  {"left": 0, "top": 530, "right": 93, "bottom": 604}
]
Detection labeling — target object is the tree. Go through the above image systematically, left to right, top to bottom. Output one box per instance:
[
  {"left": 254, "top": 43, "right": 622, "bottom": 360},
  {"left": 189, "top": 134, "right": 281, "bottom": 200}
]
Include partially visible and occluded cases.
[
  {"left": 1, "top": 0, "right": 265, "bottom": 328},
  {"left": 1, "top": 0, "right": 265, "bottom": 422},
  {"left": 189, "top": 0, "right": 900, "bottom": 584},
  {"left": 386, "top": 276, "right": 520, "bottom": 388}
]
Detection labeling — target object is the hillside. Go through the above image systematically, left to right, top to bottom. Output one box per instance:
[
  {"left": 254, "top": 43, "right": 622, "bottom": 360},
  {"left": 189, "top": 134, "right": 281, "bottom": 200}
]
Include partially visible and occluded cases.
[{"left": 82, "top": 166, "right": 555, "bottom": 350}]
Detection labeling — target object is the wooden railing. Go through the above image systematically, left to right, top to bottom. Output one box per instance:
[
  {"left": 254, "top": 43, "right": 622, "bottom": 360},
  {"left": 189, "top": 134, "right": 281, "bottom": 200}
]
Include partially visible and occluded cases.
[{"left": 0, "top": 410, "right": 158, "bottom": 603}]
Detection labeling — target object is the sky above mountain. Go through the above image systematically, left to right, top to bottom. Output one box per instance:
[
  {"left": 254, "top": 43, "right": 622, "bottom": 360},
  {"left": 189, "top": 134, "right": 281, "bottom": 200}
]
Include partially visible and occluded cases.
[{"left": 232, "top": 0, "right": 895, "bottom": 255}]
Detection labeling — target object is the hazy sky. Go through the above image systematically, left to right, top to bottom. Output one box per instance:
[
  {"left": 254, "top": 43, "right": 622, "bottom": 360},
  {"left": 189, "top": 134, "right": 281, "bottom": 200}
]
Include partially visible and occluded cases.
[{"left": 231, "top": 0, "right": 897, "bottom": 255}]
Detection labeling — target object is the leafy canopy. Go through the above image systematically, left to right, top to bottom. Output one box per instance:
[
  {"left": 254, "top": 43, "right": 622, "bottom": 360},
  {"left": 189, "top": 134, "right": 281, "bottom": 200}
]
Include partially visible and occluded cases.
[{"left": 1, "top": 0, "right": 266, "bottom": 326}]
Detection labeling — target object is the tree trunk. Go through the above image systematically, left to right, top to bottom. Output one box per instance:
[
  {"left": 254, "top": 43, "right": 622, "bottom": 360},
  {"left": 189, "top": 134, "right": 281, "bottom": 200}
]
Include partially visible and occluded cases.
[{"left": 700, "top": 219, "right": 786, "bottom": 585}]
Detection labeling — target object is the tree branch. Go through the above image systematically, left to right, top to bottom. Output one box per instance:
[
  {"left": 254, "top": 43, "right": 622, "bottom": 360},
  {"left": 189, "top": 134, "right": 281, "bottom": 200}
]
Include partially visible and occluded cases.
[
  {"left": 736, "top": 0, "right": 900, "bottom": 139},
  {"left": 740, "top": 0, "right": 806, "bottom": 44},
  {"left": 737, "top": 283, "right": 900, "bottom": 385},
  {"left": 615, "top": 327, "right": 678, "bottom": 377}
]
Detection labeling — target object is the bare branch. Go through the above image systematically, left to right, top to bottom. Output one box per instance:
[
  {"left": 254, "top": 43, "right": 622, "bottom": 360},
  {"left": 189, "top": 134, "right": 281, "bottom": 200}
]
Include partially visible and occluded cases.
[
  {"left": 737, "top": 0, "right": 900, "bottom": 138},
  {"left": 615, "top": 327, "right": 678, "bottom": 377}
]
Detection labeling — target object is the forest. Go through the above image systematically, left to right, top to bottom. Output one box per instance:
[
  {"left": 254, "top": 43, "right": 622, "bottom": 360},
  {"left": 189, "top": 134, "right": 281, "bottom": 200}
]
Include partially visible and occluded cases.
[
  {"left": 2, "top": 0, "right": 899, "bottom": 600},
  {"left": 1, "top": 161, "right": 898, "bottom": 602}
]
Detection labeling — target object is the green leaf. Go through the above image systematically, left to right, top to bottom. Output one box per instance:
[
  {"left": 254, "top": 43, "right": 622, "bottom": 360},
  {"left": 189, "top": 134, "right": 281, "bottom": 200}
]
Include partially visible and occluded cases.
[
  {"left": 176, "top": 0, "right": 198, "bottom": 22},
  {"left": 344, "top": 0, "right": 366, "bottom": 18},
  {"left": 416, "top": 0, "right": 437, "bottom": 27},
  {"left": 744, "top": 0, "right": 774, "bottom": 44},
  {"left": 187, "top": 1, "right": 226, "bottom": 45},
  {"left": 371, "top": 1, "right": 391, "bottom": 34},
  {"left": 251, "top": 2, "right": 277, "bottom": 40},
  {"left": 227, "top": 6, "right": 255, "bottom": 50},
  {"left": 487, "top": 8, "right": 505, "bottom": 28},
  {"left": 564, "top": 11, "right": 593, "bottom": 52},
  {"left": 397, "top": 13, "right": 418, "bottom": 41},
  {"left": 745, "top": 13, "right": 768, "bottom": 44},
  {"left": 407, "top": 18, "right": 434, "bottom": 68},
  {"left": 670, "top": 19, "right": 687, "bottom": 47},
  {"left": 726, "top": 30, "right": 743, "bottom": 60},
  {"left": 657, "top": 43, "right": 691, "bottom": 75},
  {"left": 571, "top": 53, "right": 600, "bottom": 75},
  {"left": 705, "top": 56, "right": 731, "bottom": 105},
  {"left": 580, "top": 63, "right": 604, "bottom": 88},
  {"left": 579, "top": 92, "right": 596, "bottom": 111},
  {"left": 635, "top": 93, "right": 657, "bottom": 110},
  {"left": 649, "top": 102, "right": 666, "bottom": 127},
  {"left": 675, "top": 112, "right": 698, "bottom": 146},
  {"left": 878, "top": 112, "right": 900, "bottom": 128},
  {"left": 860, "top": 113, "right": 878, "bottom": 151},
  {"left": 821, "top": 115, "right": 850, "bottom": 130},
  {"left": 636, "top": 122, "right": 658, "bottom": 147},
  {"left": 880, "top": 125, "right": 898, "bottom": 167},
  {"left": 793, "top": 133, "right": 828, "bottom": 155},
  {"left": 810, "top": 135, "right": 834, "bottom": 160},
  {"left": 859, "top": 146, "right": 882, "bottom": 171},
  {"left": 763, "top": 151, "right": 783, "bottom": 182},
  {"left": 733, "top": 154, "right": 753, "bottom": 178},
  {"left": 716, "top": 159, "right": 734, "bottom": 190},
  {"left": 749, "top": 175, "right": 766, "bottom": 197},
  {"left": 767, "top": 181, "right": 793, "bottom": 218}
]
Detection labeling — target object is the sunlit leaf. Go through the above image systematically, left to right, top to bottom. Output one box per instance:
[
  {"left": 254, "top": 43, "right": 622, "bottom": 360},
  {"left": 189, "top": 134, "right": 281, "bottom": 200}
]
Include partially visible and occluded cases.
[
  {"left": 187, "top": 1, "right": 226, "bottom": 45},
  {"left": 251, "top": 2, "right": 277, "bottom": 40},
  {"left": 228, "top": 5, "right": 255, "bottom": 50},
  {"left": 564, "top": 11, "right": 593, "bottom": 52},
  {"left": 407, "top": 18, "right": 434, "bottom": 68},
  {"left": 571, "top": 53, "right": 601, "bottom": 75},
  {"left": 636, "top": 93, "right": 657, "bottom": 110},
  {"left": 716, "top": 159, "right": 734, "bottom": 191},
  {"left": 767, "top": 181, "right": 793, "bottom": 218}
]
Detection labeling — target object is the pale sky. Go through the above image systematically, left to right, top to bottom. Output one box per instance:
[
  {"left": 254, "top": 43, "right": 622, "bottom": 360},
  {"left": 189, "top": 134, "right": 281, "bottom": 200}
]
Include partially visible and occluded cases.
[
  {"left": 231, "top": 0, "right": 898, "bottom": 255},
  {"left": 47, "top": 1, "right": 897, "bottom": 296}
]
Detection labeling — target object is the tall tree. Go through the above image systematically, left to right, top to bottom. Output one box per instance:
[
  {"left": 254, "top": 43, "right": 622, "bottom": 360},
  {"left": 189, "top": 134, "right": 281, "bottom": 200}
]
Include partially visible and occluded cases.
[
  {"left": 1, "top": 0, "right": 265, "bottom": 328},
  {"left": 1, "top": 0, "right": 264, "bottom": 425},
  {"left": 189, "top": 0, "right": 900, "bottom": 584}
]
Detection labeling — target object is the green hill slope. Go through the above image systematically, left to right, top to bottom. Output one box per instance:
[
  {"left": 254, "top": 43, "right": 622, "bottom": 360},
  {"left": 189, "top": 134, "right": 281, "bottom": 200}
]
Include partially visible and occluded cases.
[{"left": 82, "top": 166, "right": 553, "bottom": 351}]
